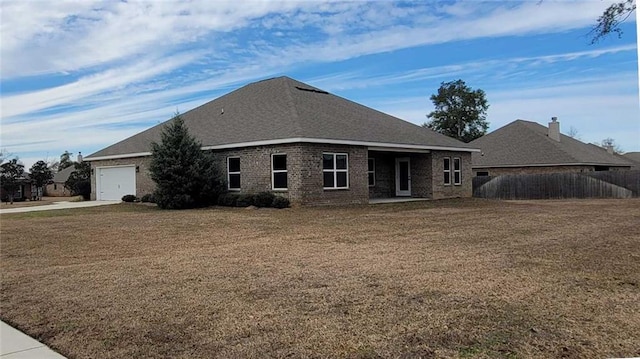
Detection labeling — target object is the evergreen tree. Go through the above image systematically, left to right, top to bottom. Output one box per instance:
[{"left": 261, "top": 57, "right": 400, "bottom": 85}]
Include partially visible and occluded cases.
[
  {"left": 149, "top": 114, "right": 223, "bottom": 209},
  {"left": 1, "top": 158, "right": 25, "bottom": 204},
  {"left": 30, "top": 160, "right": 54, "bottom": 200},
  {"left": 65, "top": 161, "right": 91, "bottom": 199}
]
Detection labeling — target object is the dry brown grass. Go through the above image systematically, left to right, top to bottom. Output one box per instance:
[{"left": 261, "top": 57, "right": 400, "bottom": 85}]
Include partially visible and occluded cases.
[
  {"left": 0, "top": 196, "right": 64, "bottom": 209},
  {"left": 1, "top": 199, "right": 639, "bottom": 358}
]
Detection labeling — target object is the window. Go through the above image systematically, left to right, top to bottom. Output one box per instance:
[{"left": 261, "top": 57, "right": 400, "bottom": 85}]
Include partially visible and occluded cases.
[
  {"left": 323, "top": 153, "right": 348, "bottom": 189},
  {"left": 272, "top": 154, "right": 287, "bottom": 190},
  {"left": 227, "top": 157, "right": 241, "bottom": 190},
  {"left": 443, "top": 157, "right": 451, "bottom": 185},
  {"left": 453, "top": 157, "right": 461, "bottom": 185},
  {"left": 368, "top": 158, "right": 375, "bottom": 187},
  {"left": 54, "top": 184, "right": 57, "bottom": 190}
]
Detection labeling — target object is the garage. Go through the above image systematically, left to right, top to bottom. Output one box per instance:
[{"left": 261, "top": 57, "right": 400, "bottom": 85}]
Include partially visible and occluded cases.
[{"left": 97, "top": 166, "right": 136, "bottom": 201}]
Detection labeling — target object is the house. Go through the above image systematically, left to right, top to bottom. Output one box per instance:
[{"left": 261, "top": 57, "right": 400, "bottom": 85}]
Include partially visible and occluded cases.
[
  {"left": 85, "top": 76, "right": 479, "bottom": 205},
  {"left": 470, "top": 118, "right": 634, "bottom": 176},
  {"left": 622, "top": 152, "right": 640, "bottom": 170},
  {"left": 45, "top": 166, "right": 75, "bottom": 197},
  {"left": 1, "top": 173, "right": 34, "bottom": 202}
]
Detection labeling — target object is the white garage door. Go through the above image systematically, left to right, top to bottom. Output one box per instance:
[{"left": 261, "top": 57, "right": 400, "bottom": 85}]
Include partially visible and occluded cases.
[{"left": 97, "top": 166, "right": 136, "bottom": 201}]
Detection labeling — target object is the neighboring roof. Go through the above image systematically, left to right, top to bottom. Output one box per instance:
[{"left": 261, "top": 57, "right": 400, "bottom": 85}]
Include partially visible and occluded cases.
[
  {"left": 87, "top": 76, "right": 476, "bottom": 160},
  {"left": 470, "top": 120, "right": 634, "bottom": 168},
  {"left": 622, "top": 152, "right": 640, "bottom": 169},
  {"left": 623, "top": 152, "right": 640, "bottom": 163},
  {"left": 52, "top": 166, "right": 75, "bottom": 183}
]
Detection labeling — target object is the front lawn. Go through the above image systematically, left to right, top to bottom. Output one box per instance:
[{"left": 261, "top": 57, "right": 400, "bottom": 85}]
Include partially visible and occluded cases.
[{"left": 1, "top": 199, "right": 638, "bottom": 358}]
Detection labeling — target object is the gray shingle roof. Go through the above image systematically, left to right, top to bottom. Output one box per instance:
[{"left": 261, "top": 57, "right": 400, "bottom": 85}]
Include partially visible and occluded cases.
[
  {"left": 87, "top": 76, "right": 475, "bottom": 159},
  {"left": 470, "top": 120, "right": 634, "bottom": 168},
  {"left": 623, "top": 152, "right": 640, "bottom": 163},
  {"left": 52, "top": 166, "right": 74, "bottom": 183}
]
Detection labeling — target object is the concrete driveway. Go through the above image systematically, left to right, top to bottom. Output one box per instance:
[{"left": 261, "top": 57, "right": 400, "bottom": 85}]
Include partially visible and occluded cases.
[{"left": 0, "top": 200, "right": 120, "bottom": 214}]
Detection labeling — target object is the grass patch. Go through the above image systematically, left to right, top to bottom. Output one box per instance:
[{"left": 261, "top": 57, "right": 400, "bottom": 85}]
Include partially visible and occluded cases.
[{"left": 1, "top": 198, "right": 639, "bottom": 358}]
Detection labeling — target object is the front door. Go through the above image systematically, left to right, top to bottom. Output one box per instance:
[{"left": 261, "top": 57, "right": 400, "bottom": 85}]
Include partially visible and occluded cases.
[{"left": 395, "top": 157, "right": 411, "bottom": 196}]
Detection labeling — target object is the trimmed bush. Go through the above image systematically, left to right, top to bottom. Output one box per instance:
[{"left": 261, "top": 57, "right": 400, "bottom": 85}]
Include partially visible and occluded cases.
[
  {"left": 253, "top": 191, "right": 275, "bottom": 208},
  {"left": 218, "top": 193, "right": 238, "bottom": 207},
  {"left": 235, "top": 193, "right": 254, "bottom": 207},
  {"left": 122, "top": 194, "right": 137, "bottom": 202},
  {"left": 140, "top": 194, "right": 156, "bottom": 203},
  {"left": 271, "top": 196, "right": 290, "bottom": 209}
]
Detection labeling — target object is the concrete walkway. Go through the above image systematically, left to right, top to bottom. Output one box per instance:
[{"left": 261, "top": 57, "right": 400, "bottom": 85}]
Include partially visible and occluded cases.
[
  {"left": 0, "top": 200, "right": 120, "bottom": 214},
  {"left": 0, "top": 321, "right": 66, "bottom": 358}
]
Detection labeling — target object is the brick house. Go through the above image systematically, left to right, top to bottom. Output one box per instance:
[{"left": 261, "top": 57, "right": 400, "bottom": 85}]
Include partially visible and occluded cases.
[
  {"left": 85, "top": 77, "right": 478, "bottom": 205},
  {"left": 470, "top": 118, "right": 633, "bottom": 176},
  {"left": 45, "top": 166, "right": 74, "bottom": 197},
  {"left": 1, "top": 173, "right": 34, "bottom": 202}
]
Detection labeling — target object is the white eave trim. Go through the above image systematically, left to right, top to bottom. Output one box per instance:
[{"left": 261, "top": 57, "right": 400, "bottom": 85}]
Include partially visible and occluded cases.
[
  {"left": 84, "top": 137, "right": 479, "bottom": 161},
  {"left": 85, "top": 152, "right": 152, "bottom": 161},
  {"left": 472, "top": 162, "right": 632, "bottom": 168}
]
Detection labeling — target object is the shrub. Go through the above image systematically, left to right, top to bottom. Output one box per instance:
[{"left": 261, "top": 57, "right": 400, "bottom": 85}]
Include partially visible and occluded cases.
[
  {"left": 253, "top": 191, "right": 275, "bottom": 208},
  {"left": 140, "top": 193, "right": 156, "bottom": 203},
  {"left": 218, "top": 193, "right": 237, "bottom": 207},
  {"left": 235, "top": 193, "right": 254, "bottom": 207},
  {"left": 122, "top": 194, "right": 137, "bottom": 202},
  {"left": 271, "top": 196, "right": 290, "bottom": 209}
]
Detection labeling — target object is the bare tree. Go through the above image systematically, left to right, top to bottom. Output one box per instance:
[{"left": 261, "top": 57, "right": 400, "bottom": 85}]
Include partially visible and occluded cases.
[
  {"left": 590, "top": 0, "right": 636, "bottom": 43},
  {"left": 567, "top": 126, "right": 580, "bottom": 139},
  {"left": 601, "top": 137, "right": 624, "bottom": 154}
]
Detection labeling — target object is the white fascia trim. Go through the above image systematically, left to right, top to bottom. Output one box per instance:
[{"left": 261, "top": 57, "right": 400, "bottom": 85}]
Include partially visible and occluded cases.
[
  {"left": 84, "top": 137, "right": 480, "bottom": 161},
  {"left": 85, "top": 152, "right": 152, "bottom": 161},
  {"left": 472, "top": 162, "right": 631, "bottom": 169},
  {"left": 96, "top": 164, "right": 137, "bottom": 169}
]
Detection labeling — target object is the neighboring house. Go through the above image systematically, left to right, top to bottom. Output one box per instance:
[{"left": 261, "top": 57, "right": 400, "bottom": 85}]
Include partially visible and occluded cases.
[
  {"left": 85, "top": 76, "right": 479, "bottom": 205},
  {"left": 470, "top": 118, "right": 633, "bottom": 176},
  {"left": 622, "top": 152, "right": 640, "bottom": 170},
  {"left": 45, "top": 166, "right": 75, "bottom": 197},
  {"left": 1, "top": 173, "right": 34, "bottom": 202}
]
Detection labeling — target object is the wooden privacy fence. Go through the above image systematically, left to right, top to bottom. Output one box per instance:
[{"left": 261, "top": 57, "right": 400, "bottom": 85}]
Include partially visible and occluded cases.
[{"left": 473, "top": 170, "right": 640, "bottom": 200}]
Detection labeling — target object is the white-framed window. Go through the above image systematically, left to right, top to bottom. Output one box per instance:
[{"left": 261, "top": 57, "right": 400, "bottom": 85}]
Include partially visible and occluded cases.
[
  {"left": 323, "top": 153, "right": 348, "bottom": 189},
  {"left": 272, "top": 154, "right": 287, "bottom": 190},
  {"left": 227, "top": 157, "right": 241, "bottom": 191},
  {"left": 443, "top": 157, "right": 451, "bottom": 186},
  {"left": 453, "top": 157, "right": 461, "bottom": 185},
  {"left": 368, "top": 158, "right": 375, "bottom": 187}
]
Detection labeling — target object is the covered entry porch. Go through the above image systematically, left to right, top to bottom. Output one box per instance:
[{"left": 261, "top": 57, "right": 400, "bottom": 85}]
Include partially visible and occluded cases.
[{"left": 367, "top": 149, "right": 433, "bottom": 200}]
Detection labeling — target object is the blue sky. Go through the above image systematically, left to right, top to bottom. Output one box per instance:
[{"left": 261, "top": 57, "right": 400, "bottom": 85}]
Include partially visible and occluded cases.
[{"left": 1, "top": 0, "right": 638, "bottom": 169}]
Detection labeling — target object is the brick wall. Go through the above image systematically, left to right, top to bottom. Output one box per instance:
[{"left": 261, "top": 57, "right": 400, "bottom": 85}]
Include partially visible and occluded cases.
[
  {"left": 296, "top": 144, "right": 369, "bottom": 205},
  {"left": 89, "top": 145, "right": 473, "bottom": 204},
  {"left": 431, "top": 151, "right": 472, "bottom": 199},
  {"left": 368, "top": 152, "right": 432, "bottom": 198},
  {"left": 368, "top": 153, "right": 395, "bottom": 198},
  {"left": 410, "top": 153, "right": 432, "bottom": 198},
  {"left": 89, "top": 157, "right": 154, "bottom": 200},
  {"left": 45, "top": 182, "right": 71, "bottom": 197}
]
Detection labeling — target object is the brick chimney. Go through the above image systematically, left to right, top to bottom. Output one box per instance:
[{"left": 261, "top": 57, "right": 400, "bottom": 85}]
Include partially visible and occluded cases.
[
  {"left": 548, "top": 117, "right": 560, "bottom": 142},
  {"left": 605, "top": 145, "right": 614, "bottom": 155},
  {"left": 77, "top": 152, "right": 83, "bottom": 163}
]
